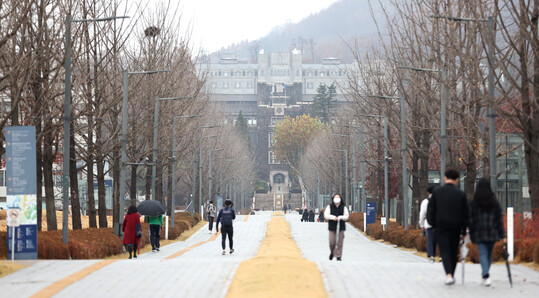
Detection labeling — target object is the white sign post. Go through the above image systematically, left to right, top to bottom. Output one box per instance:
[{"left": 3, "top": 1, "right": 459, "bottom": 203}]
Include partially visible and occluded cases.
[
  {"left": 507, "top": 207, "right": 514, "bottom": 261},
  {"left": 7, "top": 209, "right": 20, "bottom": 262},
  {"left": 363, "top": 212, "right": 367, "bottom": 232},
  {"left": 165, "top": 215, "right": 169, "bottom": 240},
  {"left": 381, "top": 217, "right": 387, "bottom": 231}
]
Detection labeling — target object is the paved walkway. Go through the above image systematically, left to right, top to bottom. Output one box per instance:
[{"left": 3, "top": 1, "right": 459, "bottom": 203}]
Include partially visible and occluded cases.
[
  {"left": 1, "top": 212, "right": 538, "bottom": 298},
  {"left": 1, "top": 213, "right": 271, "bottom": 298},
  {"left": 287, "top": 213, "right": 539, "bottom": 297}
]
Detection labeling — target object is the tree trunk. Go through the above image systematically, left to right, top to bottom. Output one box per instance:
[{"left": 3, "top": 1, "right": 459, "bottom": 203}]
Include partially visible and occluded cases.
[
  {"left": 36, "top": 122, "right": 43, "bottom": 231},
  {"left": 86, "top": 123, "right": 97, "bottom": 227},
  {"left": 43, "top": 128, "right": 57, "bottom": 230},
  {"left": 69, "top": 130, "right": 82, "bottom": 230},
  {"left": 112, "top": 149, "right": 120, "bottom": 227},
  {"left": 411, "top": 150, "right": 420, "bottom": 229},
  {"left": 96, "top": 157, "right": 108, "bottom": 228},
  {"left": 145, "top": 162, "right": 151, "bottom": 200},
  {"left": 130, "top": 164, "right": 138, "bottom": 206},
  {"left": 168, "top": 164, "right": 173, "bottom": 216}
]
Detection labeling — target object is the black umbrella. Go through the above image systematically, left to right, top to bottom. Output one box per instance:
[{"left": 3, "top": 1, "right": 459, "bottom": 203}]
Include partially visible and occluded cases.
[
  {"left": 138, "top": 200, "right": 166, "bottom": 216},
  {"left": 461, "top": 235, "right": 470, "bottom": 285},
  {"left": 503, "top": 244, "right": 513, "bottom": 288}
]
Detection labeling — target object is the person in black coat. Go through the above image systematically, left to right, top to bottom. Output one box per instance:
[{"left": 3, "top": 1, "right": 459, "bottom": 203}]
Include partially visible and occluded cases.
[
  {"left": 427, "top": 168, "right": 469, "bottom": 285},
  {"left": 469, "top": 178, "right": 506, "bottom": 287},
  {"left": 301, "top": 208, "right": 309, "bottom": 222},
  {"left": 308, "top": 209, "right": 315, "bottom": 222}
]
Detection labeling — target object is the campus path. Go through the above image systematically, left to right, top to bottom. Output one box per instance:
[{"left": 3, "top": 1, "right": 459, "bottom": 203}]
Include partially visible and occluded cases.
[
  {"left": 2, "top": 211, "right": 539, "bottom": 298},
  {"left": 0, "top": 213, "right": 271, "bottom": 298},
  {"left": 287, "top": 213, "right": 539, "bottom": 298}
]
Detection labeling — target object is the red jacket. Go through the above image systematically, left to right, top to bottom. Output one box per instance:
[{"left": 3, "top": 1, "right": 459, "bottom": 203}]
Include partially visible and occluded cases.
[{"left": 123, "top": 212, "right": 141, "bottom": 245}]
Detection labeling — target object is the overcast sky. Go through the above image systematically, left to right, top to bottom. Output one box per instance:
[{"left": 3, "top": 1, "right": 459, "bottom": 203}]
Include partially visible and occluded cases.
[{"left": 178, "top": 0, "right": 340, "bottom": 52}]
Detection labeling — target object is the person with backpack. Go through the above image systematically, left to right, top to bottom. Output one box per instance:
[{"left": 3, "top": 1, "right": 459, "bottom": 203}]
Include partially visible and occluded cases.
[
  {"left": 469, "top": 178, "right": 506, "bottom": 287},
  {"left": 419, "top": 185, "right": 438, "bottom": 263},
  {"left": 216, "top": 199, "right": 236, "bottom": 255},
  {"left": 207, "top": 201, "right": 217, "bottom": 234}
]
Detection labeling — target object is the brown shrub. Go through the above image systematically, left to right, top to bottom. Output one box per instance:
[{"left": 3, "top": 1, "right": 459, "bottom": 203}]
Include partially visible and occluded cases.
[
  {"left": 0, "top": 210, "right": 6, "bottom": 221},
  {"left": 348, "top": 213, "right": 364, "bottom": 231},
  {"left": 366, "top": 223, "right": 384, "bottom": 239},
  {"left": 402, "top": 230, "right": 422, "bottom": 248},
  {"left": 0, "top": 231, "right": 7, "bottom": 258},
  {"left": 415, "top": 234, "right": 427, "bottom": 252},
  {"left": 515, "top": 239, "right": 538, "bottom": 262},
  {"left": 534, "top": 242, "right": 539, "bottom": 264}
]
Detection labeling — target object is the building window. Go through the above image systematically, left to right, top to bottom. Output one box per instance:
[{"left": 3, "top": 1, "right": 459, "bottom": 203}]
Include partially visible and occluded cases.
[
  {"left": 296, "top": 69, "right": 300, "bottom": 76},
  {"left": 261, "top": 70, "right": 265, "bottom": 76},
  {"left": 315, "top": 70, "right": 318, "bottom": 76},
  {"left": 218, "top": 71, "right": 222, "bottom": 76},
  {"left": 224, "top": 71, "right": 228, "bottom": 76},
  {"left": 235, "top": 71, "right": 241, "bottom": 76},
  {"left": 243, "top": 71, "right": 246, "bottom": 76},
  {"left": 247, "top": 81, "right": 253, "bottom": 88},
  {"left": 223, "top": 82, "right": 229, "bottom": 89},
  {"left": 235, "top": 82, "right": 241, "bottom": 88},
  {"left": 307, "top": 82, "right": 314, "bottom": 89},
  {"left": 211, "top": 83, "right": 216, "bottom": 89},
  {"left": 271, "top": 117, "right": 284, "bottom": 127},
  {"left": 248, "top": 118, "right": 257, "bottom": 127},
  {"left": 268, "top": 132, "right": 275, "bottom": 147},
  {"left": 269, "top": 151, "right": 280, "bottom": 164}
]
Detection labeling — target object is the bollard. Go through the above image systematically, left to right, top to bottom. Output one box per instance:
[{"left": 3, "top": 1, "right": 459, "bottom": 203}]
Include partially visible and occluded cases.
[
  {"left": 507, "top": 207, "right": 514, "bottom": 261},
  {"left": 363, "top": 212, "right": 366, "bottom": 232},
  {"left": 165, "top": 215, "right": 169, "bottom": 240}
]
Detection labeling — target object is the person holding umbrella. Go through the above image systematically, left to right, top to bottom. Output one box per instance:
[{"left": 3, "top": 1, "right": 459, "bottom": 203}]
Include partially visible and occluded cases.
[
  {"left": 469, "top": 178, "right": 506, "bottom": 287},
  {"left": 324, "top": 194, "right": 349, "bottom": 261},
  {"left": 138, "top": 200, "right": 167, "bottom": 252},
  {"left": 122, "top": 205, "right": 141, "bottom": 259}
]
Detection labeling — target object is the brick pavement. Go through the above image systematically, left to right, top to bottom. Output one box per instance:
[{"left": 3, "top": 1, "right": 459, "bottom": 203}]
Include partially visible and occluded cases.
[
  {"left": 0, "top": 213, "right": 271, "bottom": 298},
  {"left": 287, "top": 213, "right": 539, "bottom": 298}
]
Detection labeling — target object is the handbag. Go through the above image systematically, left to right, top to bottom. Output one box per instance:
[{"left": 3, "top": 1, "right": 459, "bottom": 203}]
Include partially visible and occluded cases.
[{"left": 136, "top": 222, "right": 142, "bottom": 238}]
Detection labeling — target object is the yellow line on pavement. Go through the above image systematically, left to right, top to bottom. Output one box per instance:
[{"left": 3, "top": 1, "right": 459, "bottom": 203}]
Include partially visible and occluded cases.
[
  {"left": 226, "top": 214, "right": 326, "bottom": 298},
  {"left": 244, "top": 214, "right": 250, "bottom": 222},
  {"left": 166, "top": 232, "right": 220, "bottom": 259},
  {"left": 31, "top": 260, "right": 117, "bottom": 298}
]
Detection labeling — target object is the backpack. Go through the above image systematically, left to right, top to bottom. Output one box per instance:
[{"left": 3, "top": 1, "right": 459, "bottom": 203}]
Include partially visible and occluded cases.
[{"left": 221, "top": 208, "right": 233, "bottom": 226}]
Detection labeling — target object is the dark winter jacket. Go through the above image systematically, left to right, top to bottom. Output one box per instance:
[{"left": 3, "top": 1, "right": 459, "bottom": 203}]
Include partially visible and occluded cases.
[
  {"left": 427, "top": 183, "right": 469, "bottom": 235},
  {"left": 469, "top": 200, "right": 505, "bottom": 244},
  {"left": 325, "top": 204, "right": 349, "bottom": 231},
  {"left": 216, "top": 206, "right": 236, "bottom": 229},
  {"left": 301, "top": 210, "right": 309, "bottom": 222},
  {"left": 308, "top": 210, "right": 315, "bottom": 222}
]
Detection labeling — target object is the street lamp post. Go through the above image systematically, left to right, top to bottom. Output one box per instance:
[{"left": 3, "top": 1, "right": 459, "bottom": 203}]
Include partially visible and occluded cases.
[
  {"left": 63, "top": 14, "right": 128, "bottom": 243},
  {"left": 432, "top": 15, "right": 497, "bottom": 192},
  {"left": 398, "top": 66, "right": 447, "bottom": 184},
  {"left": 117, "top": 69, "right": 169, "bottom": 236},
  {"left": 363, "top": 94, "right": 405, "bottom": 227},
  {"left": 152, "top": 97, "right": 191, "bottom": 203},
  {"left": 170, "top": 115, "right": 200, "bottom": 227},
  {"left": 357, "top": 115, "right": 390, "bottom": 221},
  {"left": 190, "top": 125, "right": 221, "bottom": 214},
  {"left": 199, "top": 135, "right": 220, "bottom": 215},
  {"left": 208, "top": 148, "right": 223, "bottom": 207}
]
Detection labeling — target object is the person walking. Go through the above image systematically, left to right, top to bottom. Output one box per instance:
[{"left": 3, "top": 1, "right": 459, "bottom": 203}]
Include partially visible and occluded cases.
[
  {"left": 427, "top": 169, "right": 469, "bottom": 285},
  {"left": 469, "top": 178, "right": 506, "bottom": 286},
  {"left": 419, "top": 185, "right": 438, "bottom": 263},
  {"left": 324, "top": 194, "right": 349, "bottom": 261},
  {"left": 216, "top": 199, "right": 236, "bottom": 255},
  {"left": 207, "top": 201, "right": 217, "bottom": 234},
  {"left": 122, "top": 205, "right": 141, "bottom": 259},
  {"left": 301, "top": 208, "right": 309, "bottom": 222},
  {"left": 318, "top": 208, "right": 325, "bottom": 222},
  {"left": 309, "top": 209, "right": 315, "bottom": 222},
  {"left": 145, "top": 214, "right": 163, "bottom": 252}
]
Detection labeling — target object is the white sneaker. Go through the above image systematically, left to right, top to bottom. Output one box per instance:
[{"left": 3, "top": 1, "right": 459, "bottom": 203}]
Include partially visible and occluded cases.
[
  {"left": 428, "top": 257, "right": 435, "bottom": 263},
  {"left": 444, "top": 277, "right": 455, "bottom": 285},
  {"left": 485, "top": 277, "right": 491, "bottom": 287}
]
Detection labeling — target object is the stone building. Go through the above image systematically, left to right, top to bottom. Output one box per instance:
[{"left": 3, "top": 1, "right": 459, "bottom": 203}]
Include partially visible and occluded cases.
[{"left": 199, "top": 50, "right": 352, "bottom": 208}]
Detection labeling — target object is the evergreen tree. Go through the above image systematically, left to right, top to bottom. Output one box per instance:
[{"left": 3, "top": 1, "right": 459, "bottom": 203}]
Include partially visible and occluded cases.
[
  {"left": 311, "top": 83, "right": 337, "bottom": 123},
  {"left": 235, "top": 110, "right": 251, "bottom": 147}
]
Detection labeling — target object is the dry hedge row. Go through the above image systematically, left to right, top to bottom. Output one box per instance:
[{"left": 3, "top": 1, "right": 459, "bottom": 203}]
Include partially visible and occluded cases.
[
  {"left": 1, "top": 212, "right": 200, "bottom": 259},
  {"left": 349, "top": 213, "right": 539, "bottom": 264}
]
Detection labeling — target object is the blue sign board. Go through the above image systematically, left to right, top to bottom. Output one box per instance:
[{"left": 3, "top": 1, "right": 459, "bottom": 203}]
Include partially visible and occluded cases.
[
  {"left": 5, "top": 126, "right": 38, "bottom": 259},
  {"left": 366, "top": 202, "right": 376, "bottom": 225}
]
